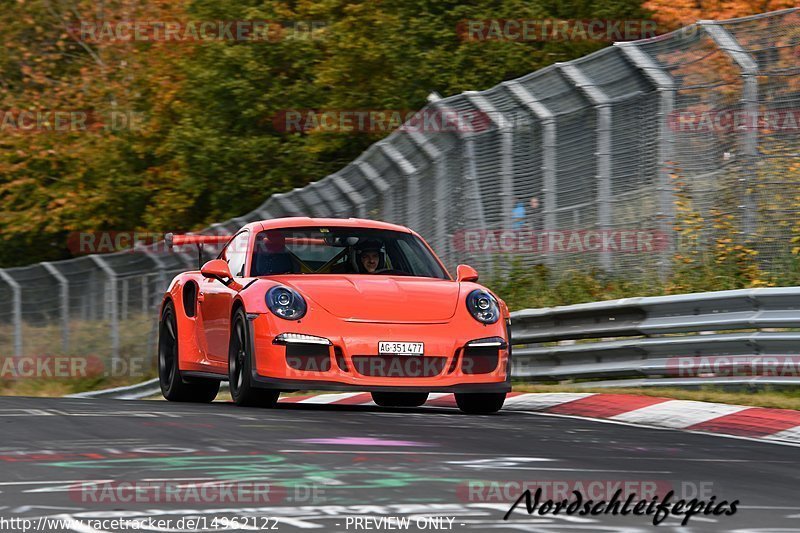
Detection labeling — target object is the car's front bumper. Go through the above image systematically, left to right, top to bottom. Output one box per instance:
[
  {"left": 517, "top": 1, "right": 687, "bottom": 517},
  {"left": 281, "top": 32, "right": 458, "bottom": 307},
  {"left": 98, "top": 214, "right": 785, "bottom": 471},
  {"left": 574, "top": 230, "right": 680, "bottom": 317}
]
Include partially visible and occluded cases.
[{"left": 247, "top": 312, "right": 511, "bottom": 393}]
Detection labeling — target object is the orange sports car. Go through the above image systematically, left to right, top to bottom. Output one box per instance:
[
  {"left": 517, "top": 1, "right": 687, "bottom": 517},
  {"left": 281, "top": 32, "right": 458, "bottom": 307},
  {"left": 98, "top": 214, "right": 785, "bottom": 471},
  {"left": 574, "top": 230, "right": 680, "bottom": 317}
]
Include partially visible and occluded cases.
[{"left": 158, "top": 218, "right": 511, "bottom": 414}]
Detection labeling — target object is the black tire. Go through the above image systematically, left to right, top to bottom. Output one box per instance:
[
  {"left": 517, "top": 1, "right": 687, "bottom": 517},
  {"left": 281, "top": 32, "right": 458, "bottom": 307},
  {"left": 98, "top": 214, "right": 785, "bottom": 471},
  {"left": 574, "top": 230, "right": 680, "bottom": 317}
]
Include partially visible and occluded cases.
[
  {"left": 159, "top": 301, "right": 220, "bottom": 403},
  {"left": 229, "top": 307, "right": 279, "bottom": 408},
  {"left": 371, "top": 392, "right": 429, "bottom": 407},
  {"left": 455, "top": 392, "right": 506, "bottom": 414}
]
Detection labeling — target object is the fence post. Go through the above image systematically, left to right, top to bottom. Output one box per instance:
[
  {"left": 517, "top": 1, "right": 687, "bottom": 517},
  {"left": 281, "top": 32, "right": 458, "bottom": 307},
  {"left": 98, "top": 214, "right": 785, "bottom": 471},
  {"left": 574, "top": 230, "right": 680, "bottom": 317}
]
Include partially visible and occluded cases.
[
  {"left": 700, "top": 21, "right": 759, "bottom": 239},
  {"left": 616, "top": 42, "right": 677, "bottom": 280},
  {"left": 559, "top": 63, "right": 613, "bottom": 273},
  {"left": 505, "top": 80, "right": 558, "bottom": 268},
  {"left": 465, "top": 92, "right": 514, "bottom": 230},
  {"left": 430, "top": 99, "right": 491, "bottom": 276},
  {"left": 407, "top": 130, "right": 446, "bottom": 252},
  {"left": 380, "top": 142, "right": 419, "bottom": 230},
  {"left": 354, "top": 160, "right": 392, "bottom": 221},
  {"left": 331, "top": 173, "right": 367, "bottom": 218},
  {"left": 313, "top": 179, "right": 350, "bottom": 217},
  {"left": 295, "top": 185, "right": 329, "bottom": 217},
  {"left": 271, "top": 192, "right": 306, "bottom": 217},
  {"left": 255, "top": 206, "right": 275, "bottom": 220},
  {"left": 138, "top": 246, "right": 169, "bottom": 368},
  {"left": 140, "top": 246, "right": 169, "bottom": 311},
  {"left": 90, "top": 255, "right": 120, "bottom": 367},
  {"left": 41, "top": 262, "right": 69, "bottom": 353},
  {"left": 0, "top": 269, "right": 22, "bottom": 358},
  {"left": 142, "top": 274, "right": 149, "bottom": 314},
  {"left": 121, "top": 278, "right": 129, "bottom": 321}
]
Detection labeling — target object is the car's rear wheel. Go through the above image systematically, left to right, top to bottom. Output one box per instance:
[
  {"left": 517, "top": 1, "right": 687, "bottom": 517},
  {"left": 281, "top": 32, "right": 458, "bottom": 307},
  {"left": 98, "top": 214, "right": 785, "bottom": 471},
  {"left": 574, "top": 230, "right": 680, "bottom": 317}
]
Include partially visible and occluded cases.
[
  {"left": 159, "top": 301, "right": 220, "bottom": 403},
  {"left": 229, "top": 308, "right": 279, "bottom": 408},
  {"left": 371, "top": 392, "right": 429, "bottom": 407},
  {"left": 455, "top": 392, "right": 506, "bottom": 414}
]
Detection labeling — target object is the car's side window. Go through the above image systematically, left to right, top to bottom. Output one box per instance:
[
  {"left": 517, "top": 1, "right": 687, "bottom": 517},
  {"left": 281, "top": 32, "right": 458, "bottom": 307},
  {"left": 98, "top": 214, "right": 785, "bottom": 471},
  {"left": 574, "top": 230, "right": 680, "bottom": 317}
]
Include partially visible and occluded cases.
[{"left": 225, "top": 231, "right": 250, "bottom": 278}]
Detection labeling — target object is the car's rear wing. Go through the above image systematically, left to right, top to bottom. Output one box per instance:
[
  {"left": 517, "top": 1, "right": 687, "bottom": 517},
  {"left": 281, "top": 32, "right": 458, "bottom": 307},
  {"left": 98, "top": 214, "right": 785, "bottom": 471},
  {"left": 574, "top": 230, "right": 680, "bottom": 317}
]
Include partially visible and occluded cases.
[
  {"left": 164, "top": 233, "right": 232, "bottom": 247},
  {"left": 165, "top": 233, "right": 232, "bottom": 268}
]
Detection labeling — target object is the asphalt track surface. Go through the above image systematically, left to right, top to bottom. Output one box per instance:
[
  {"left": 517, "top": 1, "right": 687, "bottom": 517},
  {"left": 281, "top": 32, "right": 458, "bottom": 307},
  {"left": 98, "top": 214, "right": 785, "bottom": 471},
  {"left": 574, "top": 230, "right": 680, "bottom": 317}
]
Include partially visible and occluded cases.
[{"left": 0, "top": 396, "right": 798, "bottom": 533}]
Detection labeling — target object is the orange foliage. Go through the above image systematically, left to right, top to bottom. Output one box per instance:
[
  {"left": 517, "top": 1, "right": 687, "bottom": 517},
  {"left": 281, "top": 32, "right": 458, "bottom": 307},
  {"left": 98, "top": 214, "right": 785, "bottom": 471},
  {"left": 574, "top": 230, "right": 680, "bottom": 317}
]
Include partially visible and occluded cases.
[{"left": 643, "top": 0, "right": 797, "bottom": 28}]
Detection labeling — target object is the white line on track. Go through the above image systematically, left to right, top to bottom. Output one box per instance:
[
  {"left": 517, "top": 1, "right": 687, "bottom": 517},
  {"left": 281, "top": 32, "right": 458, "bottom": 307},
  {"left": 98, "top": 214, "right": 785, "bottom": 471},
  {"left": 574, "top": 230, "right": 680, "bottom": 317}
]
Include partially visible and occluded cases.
[
  {"left": 295, "top": 393, "right": 362, "bottom": 404},
  {"left": 277, "top": 449, "right": 496, "bottom": 455},
  {"left": 476, "top": 466, "right": 672, "bottom": 473},
  {"left": 0, "top": 480, "right": 112, "bottom": 486}
]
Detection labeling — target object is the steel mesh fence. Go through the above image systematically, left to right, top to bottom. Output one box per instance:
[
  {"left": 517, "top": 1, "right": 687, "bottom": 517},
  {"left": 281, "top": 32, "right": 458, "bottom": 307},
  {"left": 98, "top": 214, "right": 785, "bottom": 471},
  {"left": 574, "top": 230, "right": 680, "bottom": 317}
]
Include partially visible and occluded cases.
[{"left": 0, "top": 9, "right": 797, "bottom": 376}]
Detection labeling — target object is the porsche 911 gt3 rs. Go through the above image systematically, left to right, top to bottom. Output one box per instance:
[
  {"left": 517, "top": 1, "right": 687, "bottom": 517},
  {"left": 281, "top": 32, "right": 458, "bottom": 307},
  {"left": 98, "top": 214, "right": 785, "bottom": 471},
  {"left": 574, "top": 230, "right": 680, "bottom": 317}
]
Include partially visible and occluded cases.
[{"left": 158, "top": 218, "right": 511, "bottom": 414}]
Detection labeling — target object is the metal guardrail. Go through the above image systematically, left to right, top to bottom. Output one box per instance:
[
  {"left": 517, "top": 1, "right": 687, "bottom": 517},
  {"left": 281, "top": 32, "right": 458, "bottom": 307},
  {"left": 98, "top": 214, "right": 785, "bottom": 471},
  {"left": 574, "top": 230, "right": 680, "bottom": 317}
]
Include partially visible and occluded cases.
[
  {"left": 74, "top": 287, "right": 800, "bottom": 399},
  {"left": 508, "top": 287, "right": 800, "bottom": 386},
  {"left": 69, "top": 378, "right": 160, "bottom": 400},
  {"left": 70, "top": 378, "right": 233, "bottom": 401}
]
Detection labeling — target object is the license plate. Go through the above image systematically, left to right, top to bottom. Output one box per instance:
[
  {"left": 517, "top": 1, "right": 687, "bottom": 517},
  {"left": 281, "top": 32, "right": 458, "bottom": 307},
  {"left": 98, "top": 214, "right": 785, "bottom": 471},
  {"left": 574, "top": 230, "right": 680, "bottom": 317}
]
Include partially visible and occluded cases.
[{"left": 379, "top": 341, "right": 424, "bottom": 356}]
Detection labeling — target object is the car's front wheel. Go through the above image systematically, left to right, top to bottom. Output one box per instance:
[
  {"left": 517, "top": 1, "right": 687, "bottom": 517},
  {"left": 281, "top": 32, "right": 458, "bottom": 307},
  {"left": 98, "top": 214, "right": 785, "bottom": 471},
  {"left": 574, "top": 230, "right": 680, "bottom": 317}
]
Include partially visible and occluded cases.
[
  {"left": 159, "top": 301, "right": 220, "bottom": 403},
  {"left": 228, "top": 308, "right": 279, "bottom": 408},
  {"left": 371, "top": 392, "right": 429, "bottom": 407},
  {"left": 455, "top": 392, "right": 506, "bottom": 414}
]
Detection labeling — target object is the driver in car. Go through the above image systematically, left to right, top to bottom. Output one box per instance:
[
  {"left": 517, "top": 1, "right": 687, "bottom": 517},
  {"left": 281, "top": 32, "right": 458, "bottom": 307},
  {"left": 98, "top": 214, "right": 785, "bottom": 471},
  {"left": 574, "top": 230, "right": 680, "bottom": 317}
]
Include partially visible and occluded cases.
[{"left": 356, "top": 240, "right": 383, "bottom": 273}]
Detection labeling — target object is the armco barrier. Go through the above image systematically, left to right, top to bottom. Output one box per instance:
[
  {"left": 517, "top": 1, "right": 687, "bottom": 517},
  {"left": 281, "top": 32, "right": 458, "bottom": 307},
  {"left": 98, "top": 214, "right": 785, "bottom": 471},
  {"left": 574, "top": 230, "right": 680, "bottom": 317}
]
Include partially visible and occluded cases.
[
  {"left": 77, "top": 287, "right": 800, "bottom": 400},
  {"left": 509, "top": 287, "right": 800, "bottom": 386}
]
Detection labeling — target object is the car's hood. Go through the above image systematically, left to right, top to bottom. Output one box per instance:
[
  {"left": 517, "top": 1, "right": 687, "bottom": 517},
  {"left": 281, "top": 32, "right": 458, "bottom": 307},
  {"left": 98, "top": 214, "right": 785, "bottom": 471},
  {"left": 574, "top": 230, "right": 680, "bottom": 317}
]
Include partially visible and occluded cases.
[{"left": 282, "top": 275, "right": 459, "bottom": 322}]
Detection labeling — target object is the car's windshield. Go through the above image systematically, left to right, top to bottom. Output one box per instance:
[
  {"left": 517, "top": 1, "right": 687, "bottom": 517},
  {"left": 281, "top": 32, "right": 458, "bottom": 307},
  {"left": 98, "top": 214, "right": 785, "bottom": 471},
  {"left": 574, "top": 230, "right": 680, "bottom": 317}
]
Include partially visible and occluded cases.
[{"left": 250, "top": 227, "right": 448, "bottom": 279}]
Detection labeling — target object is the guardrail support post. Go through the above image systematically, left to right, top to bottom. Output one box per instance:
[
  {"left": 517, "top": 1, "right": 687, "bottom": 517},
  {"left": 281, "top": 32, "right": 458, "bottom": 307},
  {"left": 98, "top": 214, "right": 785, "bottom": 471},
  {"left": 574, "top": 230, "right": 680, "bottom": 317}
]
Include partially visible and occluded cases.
[
  {"left": 41, "top": 262, "right": 70, "bottom": 353},
  {"left": 0, "top": 270, "right": 22, "bottom": 357}
]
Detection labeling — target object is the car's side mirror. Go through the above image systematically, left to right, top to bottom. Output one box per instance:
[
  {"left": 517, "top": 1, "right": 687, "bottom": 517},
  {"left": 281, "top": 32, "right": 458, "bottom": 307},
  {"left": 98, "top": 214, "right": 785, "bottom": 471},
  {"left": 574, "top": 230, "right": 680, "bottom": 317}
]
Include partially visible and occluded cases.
[
  {"left": 200, "top": 259, "right": 232, "bottom": 282},
  {"left": 456, "top": 264, "right": 479, "bottom": 282}
]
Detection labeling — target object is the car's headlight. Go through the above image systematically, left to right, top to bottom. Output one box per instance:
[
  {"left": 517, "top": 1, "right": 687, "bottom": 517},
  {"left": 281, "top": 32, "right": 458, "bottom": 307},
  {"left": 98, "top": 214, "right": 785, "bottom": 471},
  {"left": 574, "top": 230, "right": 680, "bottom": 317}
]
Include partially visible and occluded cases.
[
  {"left": 266, "top": 286, "right": 307, "bottom": 320},
  {"left": 466, "top": 289, "right": 500, "bottom": 324}
]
